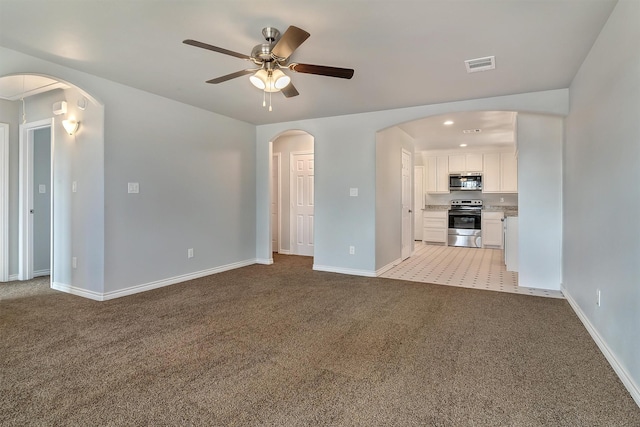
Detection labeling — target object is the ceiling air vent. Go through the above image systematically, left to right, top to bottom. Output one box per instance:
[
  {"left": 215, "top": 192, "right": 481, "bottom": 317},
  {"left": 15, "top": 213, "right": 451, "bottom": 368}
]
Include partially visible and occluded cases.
[{"left": 465, "top": 56, "right": 495, "bottom": 73}]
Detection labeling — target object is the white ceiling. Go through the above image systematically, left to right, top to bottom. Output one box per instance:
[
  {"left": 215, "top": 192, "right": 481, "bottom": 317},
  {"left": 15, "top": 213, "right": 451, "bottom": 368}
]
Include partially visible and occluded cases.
[
  {"left": 0, "top": 0, "right": 616, "bottom": 125},
  {"left": 0, "top": 75, "right": 69, "bottom": 101},
  {"left": 399, "top": 111, "right": 517, "bottom": 151}
]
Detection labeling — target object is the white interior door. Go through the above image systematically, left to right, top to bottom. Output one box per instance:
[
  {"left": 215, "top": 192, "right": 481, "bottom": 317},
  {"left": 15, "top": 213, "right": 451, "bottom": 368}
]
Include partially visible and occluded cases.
[
  {"left": 401, "top": 149, "right": 412, "bottom": 260},
  {"left": 291, "top": 152, "right": 314, "bottom": 256},
  {"left": 271, "top": 154, "right": 280, "bottom": 253}
]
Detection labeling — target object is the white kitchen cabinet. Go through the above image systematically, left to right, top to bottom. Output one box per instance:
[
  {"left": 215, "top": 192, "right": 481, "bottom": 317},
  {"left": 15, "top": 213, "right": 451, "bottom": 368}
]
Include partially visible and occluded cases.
[
  {"left": 482, "top": 152, "right": 518, "bottom": 193},
  {"left": 448, "top": 153, "right": 483, "bottom": 173},
  {"left": 466, "top": 154, "right": 483, "bottom": 172},
  {"left": 425, "top": 155, "right": 449, "bottom": 193},
  {"left": 423, "top": 211, "right": 448, "bottom": 245},
  {"left": 482, "top": 211, "right": 504, "bottom": 248}
]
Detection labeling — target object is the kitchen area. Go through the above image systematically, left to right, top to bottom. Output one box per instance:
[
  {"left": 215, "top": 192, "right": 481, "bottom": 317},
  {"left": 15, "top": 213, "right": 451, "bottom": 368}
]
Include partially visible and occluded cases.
[
  {"left": 409, "top": 108, "right": 522, "bottom": 272},
  {"left": 381, "top": 110, "right": 563, "bottom": 298},
  {"left": 416, "top": 154, "right": 519, "bottom": 273}
]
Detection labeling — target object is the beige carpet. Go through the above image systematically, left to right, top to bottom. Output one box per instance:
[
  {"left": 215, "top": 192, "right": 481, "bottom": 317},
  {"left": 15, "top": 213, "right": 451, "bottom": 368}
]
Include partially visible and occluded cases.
[{"left": 1, "top": 255, "right": 639, "bottom": 426}]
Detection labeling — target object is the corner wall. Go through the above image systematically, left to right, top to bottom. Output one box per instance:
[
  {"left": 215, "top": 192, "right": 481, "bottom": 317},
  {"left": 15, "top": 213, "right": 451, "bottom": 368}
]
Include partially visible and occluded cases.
[
  {"left": 564, "top": 0, "right": 640, "bottom": 405},
  {"left": 256, "top": 89, "right": 569, "bottom": 276}
]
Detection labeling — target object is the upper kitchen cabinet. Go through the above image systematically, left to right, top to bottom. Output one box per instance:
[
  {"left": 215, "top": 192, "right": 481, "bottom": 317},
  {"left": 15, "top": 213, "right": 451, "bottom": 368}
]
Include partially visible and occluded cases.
[
  {"left": 483, "top": 152, "right": 518, "bottom": 193},
  {"left": 448, "top": 153, "right": 483, "bottom": 174},
  {"left": 425, "top": 155, "right": 449, "bottom": 193}
]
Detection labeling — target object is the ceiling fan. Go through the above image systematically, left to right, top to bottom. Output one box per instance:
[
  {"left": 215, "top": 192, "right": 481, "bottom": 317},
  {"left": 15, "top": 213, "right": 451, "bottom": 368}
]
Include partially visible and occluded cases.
[{"left": 183, "top": 25, "right": 354, "bottom": 110}]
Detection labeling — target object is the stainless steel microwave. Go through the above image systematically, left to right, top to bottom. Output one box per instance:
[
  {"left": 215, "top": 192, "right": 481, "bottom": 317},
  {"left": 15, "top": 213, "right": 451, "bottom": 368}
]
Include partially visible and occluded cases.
[{"left": 449, "top": 174, "right": 482, "bottom": 191}]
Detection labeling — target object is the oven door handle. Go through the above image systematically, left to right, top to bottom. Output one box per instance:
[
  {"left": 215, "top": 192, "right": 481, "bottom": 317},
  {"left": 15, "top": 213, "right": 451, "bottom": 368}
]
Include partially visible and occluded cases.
[{"left": 448, "top": 211, "right": 481, "bottom": 216}]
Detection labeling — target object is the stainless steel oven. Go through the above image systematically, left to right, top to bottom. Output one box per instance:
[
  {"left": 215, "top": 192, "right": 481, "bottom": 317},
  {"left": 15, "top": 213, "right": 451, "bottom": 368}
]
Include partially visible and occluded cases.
[{"left": 448, "top": 199, "right": 482, "bottom": 248}]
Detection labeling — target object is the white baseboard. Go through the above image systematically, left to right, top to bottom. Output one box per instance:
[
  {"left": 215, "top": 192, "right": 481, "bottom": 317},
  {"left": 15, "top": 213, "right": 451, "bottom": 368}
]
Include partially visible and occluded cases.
[
  {"left": 278, "top": 249, "right": 291, "bottom": 255},
  {"left": 255, "top": 257, "right": 273, "bottom": 265},
  {"left": 52, "top": 258, "right": 260, "bottom": 301},
  {"left": 376, "top": 258, "right": 402, "bottom": 276},
  {"left": 313, "top": 264, "right": 377, "bottom": 277},
  {"left": 33, "top": 269, "right": 50, "bottom": 277},
  {"left": 8, "top": 274, "right": 18, "bottom": 281},
  {"left": 52, "top": 282, "right": 104, "bottom": 301},
  {"left": 563, "top": 286, "right": 640, "bottom": 408}
]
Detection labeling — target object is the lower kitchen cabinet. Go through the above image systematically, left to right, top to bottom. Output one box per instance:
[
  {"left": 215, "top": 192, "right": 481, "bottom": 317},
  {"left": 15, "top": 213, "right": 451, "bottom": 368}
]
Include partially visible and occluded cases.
[
  {"left": 423, "top": 211, "right": 448, "bottom": 245},
  {"left": 482, "top": 211, "right": 504, "bottom": 248}
]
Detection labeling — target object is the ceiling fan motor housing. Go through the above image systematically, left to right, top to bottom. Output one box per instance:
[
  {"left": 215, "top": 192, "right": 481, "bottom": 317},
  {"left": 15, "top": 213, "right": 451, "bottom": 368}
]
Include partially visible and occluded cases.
[
  {"left": 261, "top": 27, "right": 280, "bottom": 43},
  {"left": 251, "top": 43, "right": 274, "bottom": 62}
]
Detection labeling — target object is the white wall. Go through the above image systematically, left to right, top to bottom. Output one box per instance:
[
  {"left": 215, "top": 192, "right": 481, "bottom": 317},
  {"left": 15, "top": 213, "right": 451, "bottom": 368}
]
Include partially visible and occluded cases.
[
  {"left": 564, "top": 0, "right": 640, "bottom": 404},
  {"left": 1, "top": 47, "right": 256, "bottom": 299},
  {"left": 9, "top": 86, "right": 104, "bottom": 293},
  {"left": 256, "top": 89, "right": 569, "bottom": 276},
  {"left": 0, "top": 99, "right": 20, "bottom": 277},
  {"left": 517, "top": 113, "right": 563, "bottom": 290},
  {"left": 375, "top": 126, "right": 414, "bottom": 271}
]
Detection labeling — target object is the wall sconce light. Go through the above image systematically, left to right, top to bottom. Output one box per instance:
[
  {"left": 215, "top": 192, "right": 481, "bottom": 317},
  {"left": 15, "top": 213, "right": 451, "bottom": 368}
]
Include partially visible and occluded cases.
[{"left": 62, "top": 119, "right": 80, "bottom": 135}]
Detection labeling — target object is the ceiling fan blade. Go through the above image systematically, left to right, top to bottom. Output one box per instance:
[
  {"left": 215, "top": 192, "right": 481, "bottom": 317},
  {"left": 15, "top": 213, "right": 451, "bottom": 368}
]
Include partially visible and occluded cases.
[
  {"left": 271, "top": 26, "right": 310, "bottom": 60},
  {"left": 183, "top": 39, "right": 252, "bottom": 61},
  {"left": 289, "top": 63, "right": 354, "bottom": 79},
  {"left": 206, "top": 69, "right": 257, "bottom": 84},
  {"left": 281, "top": 82, "right": 299, "bottom": 98}
]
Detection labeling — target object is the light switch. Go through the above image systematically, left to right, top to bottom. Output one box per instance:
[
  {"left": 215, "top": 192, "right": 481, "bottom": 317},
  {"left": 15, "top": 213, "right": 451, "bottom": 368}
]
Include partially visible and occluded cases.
[
  {"left": 128, "top": 182, "right": 140, "bottom": 194},
  {"left": 39, "top": 184, "right": 46, "bottom": 194},
  {"left": 350, "top": 188, "right": 358, "bottom": 197}
]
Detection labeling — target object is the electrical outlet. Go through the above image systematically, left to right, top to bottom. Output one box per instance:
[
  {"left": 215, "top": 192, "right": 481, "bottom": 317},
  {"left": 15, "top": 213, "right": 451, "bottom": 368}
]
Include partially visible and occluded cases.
[
  {"left": 349, "top": 246, "right": 355, "bottom": 255},
  {"left": 187, "top": 248, "right": 194, "bottom": 259},
  {"left": 72, "top": 257, "right": 77, "bottom": 269},
  {"left": 596, "top": 289, "right": 601, "bottom": 307}
]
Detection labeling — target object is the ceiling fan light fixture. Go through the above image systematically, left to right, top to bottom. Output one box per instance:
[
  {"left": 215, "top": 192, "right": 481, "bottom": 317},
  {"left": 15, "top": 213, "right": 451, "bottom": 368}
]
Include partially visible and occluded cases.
[
  {"left": 249, "top": 69, "right": 268, "bottom": 90},
  {"left": 272, "top": 69, "right": 290, "bottom": 90}
]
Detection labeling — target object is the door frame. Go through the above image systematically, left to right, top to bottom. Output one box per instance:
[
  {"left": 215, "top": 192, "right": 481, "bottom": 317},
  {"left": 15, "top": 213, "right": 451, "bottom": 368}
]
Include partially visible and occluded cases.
[
  {"left": 19, "top": 118, "right": 54, "bottom": 281},
  {"left": 0, "top": 123, "right": 8, "bottom": 281},
  {"left": 401, "top": 148, "right": 412, "bottom": 260},
  {"left": 289, "top": 150, "right": 314, "bottom": 256},
  {"left": 271, "top": 152, "right": 282, "bottom": 253}
]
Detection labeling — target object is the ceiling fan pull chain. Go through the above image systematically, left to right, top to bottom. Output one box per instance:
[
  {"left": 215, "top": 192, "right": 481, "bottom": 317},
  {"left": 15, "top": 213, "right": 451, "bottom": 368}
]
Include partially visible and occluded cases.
[
  {"left": 269, "top": 73, "right": 273, "bottom": 111},
  {"left": 263, "top": 90, "right": 266, "bottom": 107}
]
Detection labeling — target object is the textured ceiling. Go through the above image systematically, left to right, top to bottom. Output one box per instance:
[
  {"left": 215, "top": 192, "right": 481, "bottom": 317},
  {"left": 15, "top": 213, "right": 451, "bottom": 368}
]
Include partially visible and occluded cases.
[{"left": 0, "top": 0, "right": 616, "bottom": 125}]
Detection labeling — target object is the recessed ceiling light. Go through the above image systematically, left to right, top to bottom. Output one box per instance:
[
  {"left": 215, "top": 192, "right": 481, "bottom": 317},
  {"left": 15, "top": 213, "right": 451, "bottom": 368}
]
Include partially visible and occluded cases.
[
  {"left": 443, "top": 120, "right": 454, "bottom": 125},
  {"left": 460, "top": 144, "right": 468, "bottom": 147}
]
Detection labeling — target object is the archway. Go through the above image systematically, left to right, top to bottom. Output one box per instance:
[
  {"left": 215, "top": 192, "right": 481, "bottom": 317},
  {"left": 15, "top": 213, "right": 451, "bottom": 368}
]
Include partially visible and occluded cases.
[
  {"left": 0, "top": 73, "right": 104, "bottom": 292},
  {"left": 269, "top": 130, "right": 315, "bottom": 263}
]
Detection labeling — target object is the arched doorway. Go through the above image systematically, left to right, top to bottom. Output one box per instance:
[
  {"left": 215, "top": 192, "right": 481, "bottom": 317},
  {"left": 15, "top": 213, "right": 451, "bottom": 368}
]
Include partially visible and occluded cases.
[
  {"left": 0, "top": 73, "right": 104, "bottom": 291},
  {"left": 270, "top": 130, "right": 315, "bottom": 261}
]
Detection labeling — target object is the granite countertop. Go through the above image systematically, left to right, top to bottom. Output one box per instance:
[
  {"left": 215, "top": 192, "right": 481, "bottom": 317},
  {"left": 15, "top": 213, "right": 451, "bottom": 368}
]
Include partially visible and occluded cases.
[
  {"left": 422, "top": 205, "right": 449, "bottom": 211},
  {"left": 483, "top": 206, "right": 518, "bottom": 217}
]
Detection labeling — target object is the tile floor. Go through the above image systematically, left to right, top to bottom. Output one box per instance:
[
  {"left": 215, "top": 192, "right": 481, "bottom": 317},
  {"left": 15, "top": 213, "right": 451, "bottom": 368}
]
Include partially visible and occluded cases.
[{"left": 381, "top": 243, "right": 564, "bottom": 299}]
